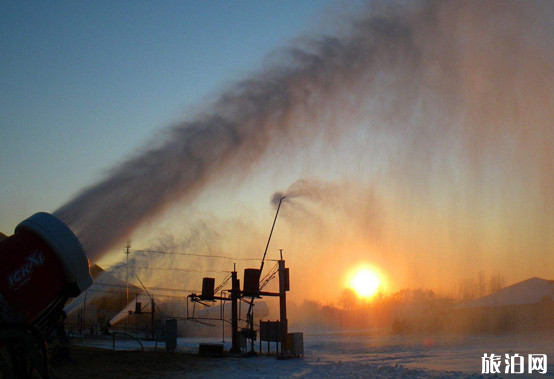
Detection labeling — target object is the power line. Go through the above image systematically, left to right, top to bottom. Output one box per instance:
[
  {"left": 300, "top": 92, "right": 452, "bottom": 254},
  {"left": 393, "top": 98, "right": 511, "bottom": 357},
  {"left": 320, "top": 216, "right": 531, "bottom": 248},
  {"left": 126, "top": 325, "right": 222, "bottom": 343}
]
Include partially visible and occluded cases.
[
  {"left": 130, "top": 249, "right": 278, "bottom": 262},
  {"left": 260, "top": 262, "right": 279, "bottom": 290},
  {"left": 102, "top": 263, "right": 230, "bottom": 274},
  {"left": 118, "top": 266, "right": 227, "bottom": 274},
  {"left": 214, "top": 274, "right": 232, "bottom": 294},
  {"left": 93, "top": 282, "right": 196, "bottom": 293},
  {"left": 81, "top": 288, "right": 195, "bottom": 300}
]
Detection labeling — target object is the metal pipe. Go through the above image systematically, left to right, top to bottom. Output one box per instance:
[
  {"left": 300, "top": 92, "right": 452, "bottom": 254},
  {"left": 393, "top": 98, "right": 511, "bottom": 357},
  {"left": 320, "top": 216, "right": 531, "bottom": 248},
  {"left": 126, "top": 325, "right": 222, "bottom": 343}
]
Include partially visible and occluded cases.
[
  {"left": 245, "top": 196, "right": 286, "bottom": 345},
  {"left": 259, "top": 196, "right": 285, "bottom": 275}
]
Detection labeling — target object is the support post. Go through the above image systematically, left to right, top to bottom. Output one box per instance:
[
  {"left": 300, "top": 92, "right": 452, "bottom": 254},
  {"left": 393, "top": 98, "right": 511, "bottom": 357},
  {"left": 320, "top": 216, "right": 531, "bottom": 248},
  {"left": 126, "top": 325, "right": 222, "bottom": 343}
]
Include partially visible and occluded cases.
[
  {"left": 278, "top": 259, "right": 289, "bottom": 356},
  {"left": 230, "top": 269, "right": 240, "bottom": 353},
  {"left": 83, "top": 290, "right": 87, "bottom": 333}
]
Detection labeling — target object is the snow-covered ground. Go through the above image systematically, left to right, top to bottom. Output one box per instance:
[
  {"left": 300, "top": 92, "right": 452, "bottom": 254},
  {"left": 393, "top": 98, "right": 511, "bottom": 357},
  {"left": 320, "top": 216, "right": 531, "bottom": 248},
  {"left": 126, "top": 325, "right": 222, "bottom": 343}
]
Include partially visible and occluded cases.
[{"left": 72, "top": 330, "right": 554, "bottom": 378}]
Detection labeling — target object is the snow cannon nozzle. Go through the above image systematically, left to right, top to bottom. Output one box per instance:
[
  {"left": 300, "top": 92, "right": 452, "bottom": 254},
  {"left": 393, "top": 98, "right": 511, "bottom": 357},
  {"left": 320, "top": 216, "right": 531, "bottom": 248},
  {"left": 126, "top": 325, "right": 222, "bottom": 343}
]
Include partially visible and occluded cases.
[{"left": 0, "top": 212, "right": 92, "bottom": 333}]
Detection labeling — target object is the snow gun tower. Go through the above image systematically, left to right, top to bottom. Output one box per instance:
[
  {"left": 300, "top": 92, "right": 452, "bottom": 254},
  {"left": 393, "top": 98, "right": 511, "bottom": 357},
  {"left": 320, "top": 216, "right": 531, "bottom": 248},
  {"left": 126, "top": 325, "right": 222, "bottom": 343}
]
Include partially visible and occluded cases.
[
  {"left": 188, "top": 195, "right": 301, "bottom": 358},
  {"left": 0, "top": 212, "right": 93, "bottom": 378},
  {"left": 188, "top": 258, "right": 291, "bottom": 357}
]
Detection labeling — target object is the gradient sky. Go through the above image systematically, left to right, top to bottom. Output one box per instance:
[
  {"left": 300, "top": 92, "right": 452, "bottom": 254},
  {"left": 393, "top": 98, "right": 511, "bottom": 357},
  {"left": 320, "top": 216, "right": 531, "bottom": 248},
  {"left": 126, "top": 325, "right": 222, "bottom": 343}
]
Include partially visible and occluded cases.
[
  {"left": 0, "top": 0, "right": 340, "bottom": 233},
  {"left": 2, "top": 1, "right": 552, "bottom": 304}
]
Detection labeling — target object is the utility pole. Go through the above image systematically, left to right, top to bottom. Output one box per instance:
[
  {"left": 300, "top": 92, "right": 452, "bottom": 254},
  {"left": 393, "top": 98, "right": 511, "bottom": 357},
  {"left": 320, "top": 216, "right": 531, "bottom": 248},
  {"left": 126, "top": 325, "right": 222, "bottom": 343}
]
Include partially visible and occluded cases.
[
  {"left": 125, "top": 240, "right": 131, "bottom": 334},
  {"left": 126, "top": 240, "right": 131, "bottom": 306}
]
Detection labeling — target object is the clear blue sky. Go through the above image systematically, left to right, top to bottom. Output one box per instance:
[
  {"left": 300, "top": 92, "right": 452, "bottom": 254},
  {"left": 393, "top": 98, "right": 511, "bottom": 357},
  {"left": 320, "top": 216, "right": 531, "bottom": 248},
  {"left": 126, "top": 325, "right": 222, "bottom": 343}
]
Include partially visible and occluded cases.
[{"left": 0, "top": 0, "right": 340, "bottom": 233}]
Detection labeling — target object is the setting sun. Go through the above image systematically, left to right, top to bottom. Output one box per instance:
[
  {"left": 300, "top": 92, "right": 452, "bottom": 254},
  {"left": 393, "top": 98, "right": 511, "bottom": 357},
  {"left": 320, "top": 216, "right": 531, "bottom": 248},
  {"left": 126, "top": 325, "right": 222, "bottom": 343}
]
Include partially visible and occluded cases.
[{"left": 348, "top": 267, "right": 381, "bottom": 299}]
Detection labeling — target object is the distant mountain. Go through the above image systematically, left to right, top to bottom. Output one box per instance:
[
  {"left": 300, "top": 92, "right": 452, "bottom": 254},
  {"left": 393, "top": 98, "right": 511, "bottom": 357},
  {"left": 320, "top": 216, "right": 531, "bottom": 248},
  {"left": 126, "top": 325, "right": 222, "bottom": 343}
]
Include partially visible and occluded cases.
[{"left": 458, "top": 277, "right": 554, "bottom": 309}]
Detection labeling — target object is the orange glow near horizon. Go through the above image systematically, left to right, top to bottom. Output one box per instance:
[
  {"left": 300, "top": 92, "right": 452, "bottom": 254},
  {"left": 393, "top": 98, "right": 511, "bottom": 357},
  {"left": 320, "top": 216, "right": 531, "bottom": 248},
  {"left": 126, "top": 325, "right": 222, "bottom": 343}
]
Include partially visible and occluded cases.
[{"left": 346, "top": 265, "right": 384, "bottom": 299}]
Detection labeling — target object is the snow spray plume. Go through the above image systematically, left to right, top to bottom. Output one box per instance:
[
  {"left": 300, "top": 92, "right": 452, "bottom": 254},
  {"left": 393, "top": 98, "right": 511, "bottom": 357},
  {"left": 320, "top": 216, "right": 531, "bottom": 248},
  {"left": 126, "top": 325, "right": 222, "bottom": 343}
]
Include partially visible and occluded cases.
[
  {"left": 55, "top": 0, "right": 554, "bottom": 263},
  {"left": 55, "top": 1, "right": 417, "bottom": 261},
  {"left": 271, "top": 179, "right": 325, "bottom": 208},
  {"left": 271, "top": 192, "right": 286, "bottom": 208}
]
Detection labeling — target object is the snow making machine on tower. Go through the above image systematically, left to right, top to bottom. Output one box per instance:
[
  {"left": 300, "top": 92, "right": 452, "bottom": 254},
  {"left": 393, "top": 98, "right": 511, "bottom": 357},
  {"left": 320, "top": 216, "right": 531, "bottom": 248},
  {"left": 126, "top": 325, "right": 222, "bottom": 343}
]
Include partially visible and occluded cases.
[{"left": 0, "top": 212, "right": 93, "bottom": 378}]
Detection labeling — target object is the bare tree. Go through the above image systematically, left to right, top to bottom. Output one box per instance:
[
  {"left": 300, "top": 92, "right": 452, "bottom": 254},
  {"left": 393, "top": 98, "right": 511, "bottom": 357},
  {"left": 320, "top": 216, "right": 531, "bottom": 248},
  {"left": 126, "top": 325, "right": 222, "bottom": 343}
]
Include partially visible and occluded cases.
[
  {"left": 477, "top": 271, "right": 487, "bottom": 298},
  {"left": 489, "top": 273, "right": 505, "bottom": 294},
  {"left": 339, "top": 289, "right": 358, "bottom": 310}
]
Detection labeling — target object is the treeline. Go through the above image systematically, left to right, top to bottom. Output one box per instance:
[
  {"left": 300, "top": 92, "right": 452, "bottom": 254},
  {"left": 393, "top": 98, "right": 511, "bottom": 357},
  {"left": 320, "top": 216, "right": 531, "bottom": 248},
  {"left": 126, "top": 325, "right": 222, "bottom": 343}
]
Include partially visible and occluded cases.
[
  {"left": 455, "top": 271, "right": 505, "bottom": 301},
  {"left": 289, "top": 272, "right": 507, "bottom": 334},
  {"left": 289, "top": 287, "right": 453, "bottom": 332}
]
